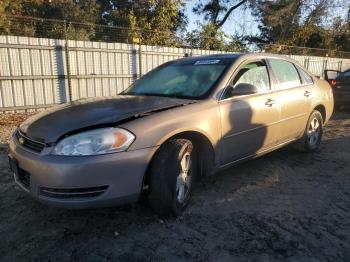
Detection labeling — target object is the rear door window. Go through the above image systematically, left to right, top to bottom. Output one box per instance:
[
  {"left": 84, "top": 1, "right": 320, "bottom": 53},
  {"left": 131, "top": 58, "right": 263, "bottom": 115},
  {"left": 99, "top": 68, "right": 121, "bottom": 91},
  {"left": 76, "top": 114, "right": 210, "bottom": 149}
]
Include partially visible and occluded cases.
[
  {"left": 269, "top": 59, "right": 301, "bottom": 89},
  {"left": 297, "top": 67, "right": 313, "bottom": 85}
]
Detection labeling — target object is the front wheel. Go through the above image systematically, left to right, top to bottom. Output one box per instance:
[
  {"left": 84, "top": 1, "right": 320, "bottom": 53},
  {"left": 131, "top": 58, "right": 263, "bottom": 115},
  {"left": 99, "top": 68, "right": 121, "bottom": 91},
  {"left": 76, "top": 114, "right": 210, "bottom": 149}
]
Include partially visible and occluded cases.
[
  {"left": 294, "top": 110, "right": 323, "bottom": 152},
  {"left": 148, "top": 139, "right": 196, "bottom": 216}
]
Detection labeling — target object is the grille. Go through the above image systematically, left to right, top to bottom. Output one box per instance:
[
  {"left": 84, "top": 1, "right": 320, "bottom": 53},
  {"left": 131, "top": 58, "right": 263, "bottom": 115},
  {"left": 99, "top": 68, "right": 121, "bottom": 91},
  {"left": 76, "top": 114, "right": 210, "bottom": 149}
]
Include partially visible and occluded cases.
[
  {"left": 15, "top": 130, "right": 45, "bottom": 153},
  {"left": 17, "top": 167, "right": 31, "bottom": 189},
  {"left": 39, "top": 185, "right": 109, "bottom": 200}
]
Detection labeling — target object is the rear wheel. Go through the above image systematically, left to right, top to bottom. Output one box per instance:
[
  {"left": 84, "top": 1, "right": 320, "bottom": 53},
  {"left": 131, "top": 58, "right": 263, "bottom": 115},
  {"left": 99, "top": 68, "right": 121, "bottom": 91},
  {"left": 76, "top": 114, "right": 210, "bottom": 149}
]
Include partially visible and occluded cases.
[
  {"left": 294, "top": 110, "right": 323, "bottom": 152},
  {"left": 148, "top": 139, "right": 196, "bottom": 216}
]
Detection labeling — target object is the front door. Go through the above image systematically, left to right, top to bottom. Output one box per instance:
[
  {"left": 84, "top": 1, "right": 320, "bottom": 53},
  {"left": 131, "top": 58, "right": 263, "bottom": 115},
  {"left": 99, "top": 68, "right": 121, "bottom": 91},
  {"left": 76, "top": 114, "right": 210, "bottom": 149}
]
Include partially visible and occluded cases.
[{"left": 218, "top": 60, "right": 280, "bottom": 165}]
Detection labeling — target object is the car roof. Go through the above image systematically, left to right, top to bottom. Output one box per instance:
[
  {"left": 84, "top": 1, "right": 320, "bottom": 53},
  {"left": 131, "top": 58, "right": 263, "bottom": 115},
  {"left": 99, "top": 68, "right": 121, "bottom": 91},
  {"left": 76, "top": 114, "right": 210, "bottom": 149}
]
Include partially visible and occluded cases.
[{"left": 168, "top": 53, "right": 299, "bottom": 66}]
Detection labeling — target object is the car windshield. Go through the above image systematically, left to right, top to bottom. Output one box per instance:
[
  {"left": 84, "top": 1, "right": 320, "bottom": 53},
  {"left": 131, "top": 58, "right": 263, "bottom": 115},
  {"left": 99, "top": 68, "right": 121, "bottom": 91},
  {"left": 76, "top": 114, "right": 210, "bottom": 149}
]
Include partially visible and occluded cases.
[{"left": 124, "top": 59, "right": 232, "bottom": 99}]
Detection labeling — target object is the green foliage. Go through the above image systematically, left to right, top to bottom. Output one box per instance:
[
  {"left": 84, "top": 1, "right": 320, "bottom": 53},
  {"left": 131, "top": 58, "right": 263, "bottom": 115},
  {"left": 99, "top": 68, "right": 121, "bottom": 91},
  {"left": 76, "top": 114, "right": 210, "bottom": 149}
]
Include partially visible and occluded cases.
[
  {"left": 0, "top": 0, "right": 100, "bottom": 40},
  {"left": 0, "top": 0, "right": 349, "bottom": 55},
  {"left": 0, "top": 0, "right": 187, "bottom": 45},
  {"left": 0, "top": 0, "right": 27, "bottom": 35},
  {"left": 94, "top": 0, "right": 187, "bottom": 45},
  {"left": 99, "top": 0, "right": 135, "bottom": 27},
  {"left": 127, "top": 0, "right": 187, "bottom": 46},
  {"left": 190, "top": 0, "right": 249, "bottom": 51},
  {"left": 250, "top": 0, "right": 350, "bottom": 55},
  {"left": 251, "top": 0, "right": 303, "bottom": 44},
  {"left": 331, "top": 17, "right": 350, "bottom": 52},
  {"left": 185, "top": 23, "right": 245, "bottom": 51},
  {"left": 186, "top": 24, "right": 226, "bottom": 50}
]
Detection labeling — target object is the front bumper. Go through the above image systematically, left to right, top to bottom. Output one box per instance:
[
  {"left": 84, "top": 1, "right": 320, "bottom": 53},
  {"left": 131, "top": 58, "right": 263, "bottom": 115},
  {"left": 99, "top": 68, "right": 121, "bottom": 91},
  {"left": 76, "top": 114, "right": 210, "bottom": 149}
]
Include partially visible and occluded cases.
[{"left": 8, "top": 138, "right": 158, "bottom": 208}]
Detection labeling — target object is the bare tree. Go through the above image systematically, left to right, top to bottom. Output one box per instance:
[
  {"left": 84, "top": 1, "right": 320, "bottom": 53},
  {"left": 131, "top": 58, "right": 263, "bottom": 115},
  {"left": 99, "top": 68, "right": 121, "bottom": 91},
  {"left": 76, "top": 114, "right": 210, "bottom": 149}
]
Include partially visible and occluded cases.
[{"left": 193, "top": 0, "right": 248, "bottom": 29}]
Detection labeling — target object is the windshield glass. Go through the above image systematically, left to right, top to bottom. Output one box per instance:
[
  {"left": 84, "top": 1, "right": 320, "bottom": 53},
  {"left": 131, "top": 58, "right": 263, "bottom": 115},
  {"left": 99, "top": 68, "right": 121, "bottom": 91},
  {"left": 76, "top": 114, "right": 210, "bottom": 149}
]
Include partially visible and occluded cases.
[{"left": 124, "top": 59, "right": 232, "bottom": 99}]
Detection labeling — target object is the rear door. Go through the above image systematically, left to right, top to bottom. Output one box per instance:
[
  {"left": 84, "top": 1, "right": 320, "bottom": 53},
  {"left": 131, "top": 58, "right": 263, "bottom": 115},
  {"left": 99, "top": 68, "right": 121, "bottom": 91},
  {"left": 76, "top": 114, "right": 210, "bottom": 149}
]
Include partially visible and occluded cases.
[
  {"left": 218, "top": 59, "right": 280, "bottom": 165},
  {"left": 268, "top": 59, "right": 313, "bottom": 143}
]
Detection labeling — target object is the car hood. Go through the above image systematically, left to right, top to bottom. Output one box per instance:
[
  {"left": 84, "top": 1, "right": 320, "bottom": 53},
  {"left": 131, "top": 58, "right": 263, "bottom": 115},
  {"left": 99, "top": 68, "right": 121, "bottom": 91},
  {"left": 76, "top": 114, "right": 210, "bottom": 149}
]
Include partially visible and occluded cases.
[{"left": 20, "top": 95, "right": 195, "bottom": 143}]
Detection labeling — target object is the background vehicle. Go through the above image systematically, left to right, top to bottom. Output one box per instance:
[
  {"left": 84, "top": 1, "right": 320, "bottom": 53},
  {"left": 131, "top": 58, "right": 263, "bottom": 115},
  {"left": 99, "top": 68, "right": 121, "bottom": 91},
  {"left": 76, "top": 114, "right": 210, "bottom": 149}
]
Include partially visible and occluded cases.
[
  {"left": 8, "top": 54, "right": 334, "bottom": 216},
  {"left": 325, "top": 69, "right": 350, "bottom": 110}
]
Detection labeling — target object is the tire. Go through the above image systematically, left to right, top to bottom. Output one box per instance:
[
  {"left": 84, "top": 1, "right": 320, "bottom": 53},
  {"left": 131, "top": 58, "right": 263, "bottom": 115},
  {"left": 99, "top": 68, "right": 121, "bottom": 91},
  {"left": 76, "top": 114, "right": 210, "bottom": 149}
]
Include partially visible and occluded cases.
[
  {"left": 294, "top": 110, "right": 323, "bottom": 152},
  {"left": 148, "top": 139, "right": 196, "bottom": 216}
]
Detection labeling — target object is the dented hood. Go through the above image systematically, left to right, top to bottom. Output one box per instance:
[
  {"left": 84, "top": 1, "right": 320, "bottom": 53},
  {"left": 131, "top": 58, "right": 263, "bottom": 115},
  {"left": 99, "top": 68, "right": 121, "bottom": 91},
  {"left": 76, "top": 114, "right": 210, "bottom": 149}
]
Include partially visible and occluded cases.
[{"left": 20, "top": 95, "right": 194, "bottom": 143}]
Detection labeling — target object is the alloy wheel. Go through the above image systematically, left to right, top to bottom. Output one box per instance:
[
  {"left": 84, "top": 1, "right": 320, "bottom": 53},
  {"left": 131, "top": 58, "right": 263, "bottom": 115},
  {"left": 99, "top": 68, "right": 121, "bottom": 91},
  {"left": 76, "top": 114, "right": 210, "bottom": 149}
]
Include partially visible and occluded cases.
[
  {"left": 307, "top": 117, "right": 321, "bottom": 147},
  {"left": 176, "top": 151, "right": 192, "bottom": 203}
]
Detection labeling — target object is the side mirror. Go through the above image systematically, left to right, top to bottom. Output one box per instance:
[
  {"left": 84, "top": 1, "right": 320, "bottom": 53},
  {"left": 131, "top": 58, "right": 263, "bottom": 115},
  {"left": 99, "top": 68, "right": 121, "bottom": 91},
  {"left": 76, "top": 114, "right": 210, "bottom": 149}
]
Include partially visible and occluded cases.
[{"left": 229, "top": 83, "right": 258, "bottom": 96}]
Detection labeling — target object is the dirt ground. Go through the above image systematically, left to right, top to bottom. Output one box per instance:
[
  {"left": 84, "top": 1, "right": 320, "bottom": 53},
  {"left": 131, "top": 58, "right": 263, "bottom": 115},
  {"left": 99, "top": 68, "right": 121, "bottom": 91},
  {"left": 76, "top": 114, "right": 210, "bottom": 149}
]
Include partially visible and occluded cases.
[{"left": 0, "top": 109, "right": 350, "bottom": 261}]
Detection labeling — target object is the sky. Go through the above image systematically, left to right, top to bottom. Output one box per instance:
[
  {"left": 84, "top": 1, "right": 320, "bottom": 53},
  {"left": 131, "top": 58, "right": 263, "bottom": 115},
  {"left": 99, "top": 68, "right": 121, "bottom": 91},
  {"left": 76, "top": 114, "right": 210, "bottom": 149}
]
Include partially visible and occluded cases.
[{"left": 184, "top": 0, "right": 349, "bottom": 37}]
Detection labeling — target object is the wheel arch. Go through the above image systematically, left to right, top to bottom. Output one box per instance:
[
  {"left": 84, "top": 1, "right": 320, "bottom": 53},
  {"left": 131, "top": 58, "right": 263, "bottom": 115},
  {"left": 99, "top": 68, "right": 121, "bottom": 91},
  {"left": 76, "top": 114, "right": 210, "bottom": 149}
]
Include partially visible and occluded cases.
[
  {"left": 313, "top": 104, "right": 326, "bottom": 123},
  {"left": 143, "top": 130, "right": 216, "bottom": 188}
]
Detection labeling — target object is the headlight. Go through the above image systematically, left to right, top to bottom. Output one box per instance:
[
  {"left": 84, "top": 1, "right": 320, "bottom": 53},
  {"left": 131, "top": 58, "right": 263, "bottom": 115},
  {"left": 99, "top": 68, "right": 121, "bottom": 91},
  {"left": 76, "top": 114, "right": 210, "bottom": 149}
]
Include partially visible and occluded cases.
[{"left": 52, "top": 128, "right": 135, "bottom": 156}]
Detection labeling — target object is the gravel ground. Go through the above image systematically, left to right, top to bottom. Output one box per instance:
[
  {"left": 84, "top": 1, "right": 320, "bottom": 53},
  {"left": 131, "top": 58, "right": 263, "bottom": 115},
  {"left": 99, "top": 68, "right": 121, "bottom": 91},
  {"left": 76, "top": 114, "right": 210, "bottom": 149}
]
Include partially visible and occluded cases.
[
  {"left": 0, "top": 109, "right": 350, "bottom": 261},
  {"left": 0, "top": 113, "right": 34, "bottom": 145}
]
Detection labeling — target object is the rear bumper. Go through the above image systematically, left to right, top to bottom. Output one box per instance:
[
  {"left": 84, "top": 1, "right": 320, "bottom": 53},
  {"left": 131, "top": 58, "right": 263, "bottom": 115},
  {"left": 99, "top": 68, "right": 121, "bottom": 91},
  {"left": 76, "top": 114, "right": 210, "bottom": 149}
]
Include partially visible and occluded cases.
[{"left": 8, "top": 138, "right": 158, "bottom": 209}]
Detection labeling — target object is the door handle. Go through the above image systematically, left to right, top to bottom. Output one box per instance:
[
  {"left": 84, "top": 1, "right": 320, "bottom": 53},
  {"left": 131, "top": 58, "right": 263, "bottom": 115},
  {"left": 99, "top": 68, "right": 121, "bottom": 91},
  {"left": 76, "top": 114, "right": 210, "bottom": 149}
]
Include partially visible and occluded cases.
[
  {"left": 304, "top": 91, "right": 311, "bottom": 97},
  {"left": 265, "top": 98, "right": 276, "bottom": 107}
]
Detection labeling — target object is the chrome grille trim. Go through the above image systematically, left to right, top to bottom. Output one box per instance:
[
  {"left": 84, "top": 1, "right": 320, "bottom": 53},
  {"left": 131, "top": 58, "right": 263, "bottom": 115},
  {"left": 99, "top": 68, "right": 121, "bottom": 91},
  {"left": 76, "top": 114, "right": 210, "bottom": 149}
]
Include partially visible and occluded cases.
[{"left": 15, "top": 130, "right": 46, "bottom": 153}]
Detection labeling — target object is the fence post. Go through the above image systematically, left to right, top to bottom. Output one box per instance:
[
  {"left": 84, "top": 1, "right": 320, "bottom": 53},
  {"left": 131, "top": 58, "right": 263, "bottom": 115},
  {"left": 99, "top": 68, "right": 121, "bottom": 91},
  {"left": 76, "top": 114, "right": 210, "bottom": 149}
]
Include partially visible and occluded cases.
[
  {"left": 64, "top": 20, "right": 72, "bottom": 102},
  {"left": 138, "top": 42, "right": 142, "bottom": 78},
  {"left": 184, "top": 46, "right": 193, "bottom": 57},
  {"left": 304, "top": 58, "right": 310, "bottom": 69},
  {"left": 322, "top": 59, "right": 328, "bottom": 78},
  {"left": 338, "top": 60, "right": 343, "bottom": 71}
]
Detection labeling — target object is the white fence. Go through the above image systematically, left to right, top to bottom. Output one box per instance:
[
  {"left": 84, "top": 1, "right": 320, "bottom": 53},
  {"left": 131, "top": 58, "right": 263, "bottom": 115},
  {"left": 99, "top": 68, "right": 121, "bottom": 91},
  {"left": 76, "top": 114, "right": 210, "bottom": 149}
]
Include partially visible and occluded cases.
[{"left": 1, "top": 35, "right": 350, "bottom": 111}]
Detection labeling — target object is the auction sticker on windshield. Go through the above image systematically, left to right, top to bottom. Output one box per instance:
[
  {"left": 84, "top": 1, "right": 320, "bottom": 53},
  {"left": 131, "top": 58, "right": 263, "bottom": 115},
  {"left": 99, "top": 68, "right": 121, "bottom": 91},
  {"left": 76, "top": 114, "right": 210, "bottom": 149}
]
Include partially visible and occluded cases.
[{"left": 194, "top": 60, "right": 221, "bottom": 65}]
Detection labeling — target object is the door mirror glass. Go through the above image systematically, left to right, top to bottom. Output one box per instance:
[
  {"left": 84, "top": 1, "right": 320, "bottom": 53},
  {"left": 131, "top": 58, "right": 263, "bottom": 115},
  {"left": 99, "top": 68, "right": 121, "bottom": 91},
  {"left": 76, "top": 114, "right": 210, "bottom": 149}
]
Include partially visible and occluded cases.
[{"left": 229, "top": 83, "right": 258, "bottom": 96}]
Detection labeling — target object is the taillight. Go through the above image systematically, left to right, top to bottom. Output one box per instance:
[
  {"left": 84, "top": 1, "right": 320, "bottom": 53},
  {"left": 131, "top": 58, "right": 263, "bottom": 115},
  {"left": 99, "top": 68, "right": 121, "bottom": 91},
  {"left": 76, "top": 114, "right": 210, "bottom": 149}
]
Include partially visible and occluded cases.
[{"left": 330, "top": 79, "right": 338, "bottom": 87}]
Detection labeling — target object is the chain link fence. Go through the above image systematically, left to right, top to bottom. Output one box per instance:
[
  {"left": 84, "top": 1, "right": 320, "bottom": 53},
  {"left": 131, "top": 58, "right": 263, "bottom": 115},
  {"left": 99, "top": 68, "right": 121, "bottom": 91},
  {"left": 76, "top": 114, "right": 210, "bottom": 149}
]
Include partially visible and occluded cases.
[
  {"left": 1, "top": 16, "right": 350, "bottom": 112},
  {"left": 4, "top": 16, "right": 350, "bottom": 57},
  {"left": 258, "top": 43, "right": 350, "bottom": 59}
]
